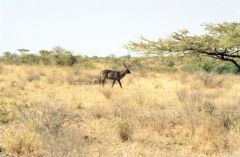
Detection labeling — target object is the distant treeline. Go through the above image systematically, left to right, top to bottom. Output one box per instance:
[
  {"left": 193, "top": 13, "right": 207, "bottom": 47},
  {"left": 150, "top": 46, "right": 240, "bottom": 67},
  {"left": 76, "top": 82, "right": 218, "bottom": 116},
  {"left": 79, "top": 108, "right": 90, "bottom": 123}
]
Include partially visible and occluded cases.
[
  {"left": 1, "top": 46, "right": 239, "bottom": 74},
  {"left": 0, "top": 47, "right": 132, "bottom": 66},
  {"left": 1, "top": 47, "right": 80, "bottom": 66}
]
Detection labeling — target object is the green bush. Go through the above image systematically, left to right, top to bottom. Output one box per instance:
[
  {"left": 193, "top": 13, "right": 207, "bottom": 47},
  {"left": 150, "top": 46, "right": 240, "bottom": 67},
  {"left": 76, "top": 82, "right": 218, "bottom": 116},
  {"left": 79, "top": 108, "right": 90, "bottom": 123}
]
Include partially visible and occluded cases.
[
  {"left": 1, "top": 50, "right": 239, "bottom": 74},
  {"left": 2, "top": 52, "right": 21, "bottom": 64},
  {"left": 56, "top": 53, "right": 77, "bottom": 66},
  {"left": 21, "top": 54, "right": 39, "bottom": 64},
  {"left": 164, "top": 57, "right": 175, "bottom": 67},
  {"left": 181, "top": 57, "right": 240, "bottom": 74},
  {"left": 77, "top": 59, "right": 97, "bottom": 69},
  {"left": 201, "top": 61, "right": 215, "bottom": 73},
  {"left": 180, "top": 63, "right": 202, "bottom": 73},
  {"left": 214, "top": 65, "right": 240, "bottom": 74},
  {"left": 151, "top": 66, "right": 177, "bottom": 73}
]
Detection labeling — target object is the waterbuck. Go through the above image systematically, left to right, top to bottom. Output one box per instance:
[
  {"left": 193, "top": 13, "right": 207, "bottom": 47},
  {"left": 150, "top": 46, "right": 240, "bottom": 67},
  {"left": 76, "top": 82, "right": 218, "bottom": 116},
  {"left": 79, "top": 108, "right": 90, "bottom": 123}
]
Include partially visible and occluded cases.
[{"left": 100, "top": 62, "right": 131, "bottom": 88}]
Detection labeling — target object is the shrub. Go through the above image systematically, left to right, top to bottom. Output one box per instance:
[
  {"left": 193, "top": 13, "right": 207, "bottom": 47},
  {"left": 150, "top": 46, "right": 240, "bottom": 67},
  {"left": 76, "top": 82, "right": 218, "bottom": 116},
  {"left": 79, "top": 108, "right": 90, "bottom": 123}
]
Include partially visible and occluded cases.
[
  {"left": 2, "top": 52, "right": 21, "bottom": 64},
  {"left": 56, "top": 53, "right": 77, "bottom": 66},
  {"left": 21, "top": 54, "right": 40, "bottom": 64},
  {"left": 180, "top": 56, "right": 240, "bottom": 74},
  {"left": 163, "top": 57, "right": 175, "bottom": 67},
  {"left": 202, "top": 61, "right": 214, "bottom": 72},
  {"left": 181, "top": 63, "right": 202, "bottom": 73},
  {"left": 214, "top": 64, "right": 240, "bottom": 74},
  {"left": 151, "top": 66, "right": 177, "bottom": 73},
  {"left": 26, "top": 72, "right": 41, "bottom": 82},
  {"left": 199, "top": 73, "right": 224, "bottom": 88},
  {"left": 100, "top": 88, "right": 112, "bottom": 99},
  {"left": 176, "top": 88, "right": 188, "bottom": 103},
  {"left": 198, "top": 100, "right": 215, "bottom": 116},
  {"left": 0, "top": 102, "right": 10, "bottom": 124},
  {"left": 13, "top": 103, "right": 86, "bottom": 157},
  {"left": 91, "top": 105, "right": 110, "bottom": 119},
  {"left": 39, "top": 107, "right": 67, "bottom": 136},
  {"left": 191, "top": 119, "right": 229, "bottom": 155},
  {"left": 118, "top": 121, "right": 133, "bottom": 142},
  {"left": 3, "top": 128, "right": 41, "bottom": 157}
]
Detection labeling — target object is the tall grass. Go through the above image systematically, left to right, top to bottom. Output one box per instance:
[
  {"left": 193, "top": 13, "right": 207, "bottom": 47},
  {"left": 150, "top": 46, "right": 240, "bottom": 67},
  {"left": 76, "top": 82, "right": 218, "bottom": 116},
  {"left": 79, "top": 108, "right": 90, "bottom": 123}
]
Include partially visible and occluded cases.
[{"left": 0, "top": 64, "right": 239, "bottom": 157}]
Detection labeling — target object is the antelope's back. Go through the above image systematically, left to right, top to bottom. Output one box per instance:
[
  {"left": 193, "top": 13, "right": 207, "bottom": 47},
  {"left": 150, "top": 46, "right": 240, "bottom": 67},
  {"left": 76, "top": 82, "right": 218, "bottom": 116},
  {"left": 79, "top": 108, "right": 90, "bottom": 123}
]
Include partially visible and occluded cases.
[{"left": 101, "top": 70, "right": 119, "bottom": 79}]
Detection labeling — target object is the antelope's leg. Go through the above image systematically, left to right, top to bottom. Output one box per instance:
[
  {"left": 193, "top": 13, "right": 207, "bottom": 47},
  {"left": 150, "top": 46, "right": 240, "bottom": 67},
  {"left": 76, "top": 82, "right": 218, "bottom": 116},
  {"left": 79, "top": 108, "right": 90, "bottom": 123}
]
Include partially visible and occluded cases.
[
  {"left": 102, "top": 79, "right": 106, "bottom": 87},
  {"left": 112, "top": 80, "right": 116, "bottom": 87},
  {"left": 117, "top": 80, "right": 122, "bottom": 88}
]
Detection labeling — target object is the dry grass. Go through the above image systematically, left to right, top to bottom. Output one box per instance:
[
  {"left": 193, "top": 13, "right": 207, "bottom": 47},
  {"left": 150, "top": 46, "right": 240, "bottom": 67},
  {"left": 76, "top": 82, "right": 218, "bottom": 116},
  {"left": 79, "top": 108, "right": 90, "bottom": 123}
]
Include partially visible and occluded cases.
[
  {"left": 0, "top": 64, "right": 239, "bottom": 157},
  {"left": 118, "top": 120, "right": 133, "bottom": 142},
  {"left": 3, "top": 127, "right": 42, "bottom": 157}
]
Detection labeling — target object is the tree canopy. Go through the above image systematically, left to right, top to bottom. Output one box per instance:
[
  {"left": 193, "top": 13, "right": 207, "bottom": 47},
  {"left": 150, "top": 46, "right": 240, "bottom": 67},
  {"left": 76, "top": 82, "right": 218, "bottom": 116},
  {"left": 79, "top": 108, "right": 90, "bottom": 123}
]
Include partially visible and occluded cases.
[{"left": 126, "top": 22, "right": 240, "bottom": 69}]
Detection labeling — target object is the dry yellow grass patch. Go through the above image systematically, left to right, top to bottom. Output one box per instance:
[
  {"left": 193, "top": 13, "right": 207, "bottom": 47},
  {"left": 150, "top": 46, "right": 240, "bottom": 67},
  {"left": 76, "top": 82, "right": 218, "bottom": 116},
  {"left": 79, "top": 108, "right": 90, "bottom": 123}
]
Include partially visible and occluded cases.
[{"left": 0, "top": 64, "right": 239, "bottom": 157}]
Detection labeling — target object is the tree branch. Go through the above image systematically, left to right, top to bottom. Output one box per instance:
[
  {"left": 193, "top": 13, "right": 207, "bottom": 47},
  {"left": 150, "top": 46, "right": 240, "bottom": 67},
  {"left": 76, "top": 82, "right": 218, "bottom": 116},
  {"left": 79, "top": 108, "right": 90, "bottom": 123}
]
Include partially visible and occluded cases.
[
  {"left": 185, "top": 48, "right": 240, "bottom": 70},
  {"left": 186, "top": 48, "right": 240, "bottom": 58},
  {"left": 202, "top": 51, "right": 240, "bottom": 69}
]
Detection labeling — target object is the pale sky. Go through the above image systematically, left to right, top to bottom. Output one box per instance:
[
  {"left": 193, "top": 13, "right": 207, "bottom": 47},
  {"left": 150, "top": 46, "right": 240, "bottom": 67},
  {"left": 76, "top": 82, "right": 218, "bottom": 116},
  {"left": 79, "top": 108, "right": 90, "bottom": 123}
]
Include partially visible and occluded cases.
[{"left": 0, "top": 0, "right": 239, "bottom": 56}]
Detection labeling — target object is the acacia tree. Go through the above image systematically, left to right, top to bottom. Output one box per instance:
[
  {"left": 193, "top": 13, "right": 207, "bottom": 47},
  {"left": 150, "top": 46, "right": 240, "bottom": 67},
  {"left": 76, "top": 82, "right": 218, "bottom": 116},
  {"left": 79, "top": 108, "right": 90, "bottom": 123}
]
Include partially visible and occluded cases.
[
  {"left": 126, "top": 22, "right": 240, "bottom": 70},
  {"left": 51, "top": 46, "right": 77, "bottom": 66},
  {"left": 17, "top": 48, "right": 29, "bottom": 55}
]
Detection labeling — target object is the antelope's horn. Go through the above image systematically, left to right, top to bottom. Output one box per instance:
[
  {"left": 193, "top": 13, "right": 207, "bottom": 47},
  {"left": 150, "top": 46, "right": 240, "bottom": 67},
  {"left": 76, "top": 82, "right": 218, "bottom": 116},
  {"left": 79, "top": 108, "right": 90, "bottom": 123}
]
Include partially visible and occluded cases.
[{"left": 123, "top": 61, "right": 128, "bottom": 68}]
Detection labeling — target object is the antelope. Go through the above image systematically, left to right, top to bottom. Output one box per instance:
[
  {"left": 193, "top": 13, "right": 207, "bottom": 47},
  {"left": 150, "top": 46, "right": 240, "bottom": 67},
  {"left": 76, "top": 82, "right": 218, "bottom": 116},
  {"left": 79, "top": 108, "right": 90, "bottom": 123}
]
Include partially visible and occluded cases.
[{"left": 100, "top": 62, "right": 131, "bottom": 88}]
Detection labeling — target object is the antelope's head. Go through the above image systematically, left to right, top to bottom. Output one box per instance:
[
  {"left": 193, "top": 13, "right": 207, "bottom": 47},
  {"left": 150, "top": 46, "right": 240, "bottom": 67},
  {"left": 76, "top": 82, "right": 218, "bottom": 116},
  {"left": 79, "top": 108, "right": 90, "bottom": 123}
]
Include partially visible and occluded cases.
[{"left": 123, "top": 62, "right": 131, "bottom": 74}]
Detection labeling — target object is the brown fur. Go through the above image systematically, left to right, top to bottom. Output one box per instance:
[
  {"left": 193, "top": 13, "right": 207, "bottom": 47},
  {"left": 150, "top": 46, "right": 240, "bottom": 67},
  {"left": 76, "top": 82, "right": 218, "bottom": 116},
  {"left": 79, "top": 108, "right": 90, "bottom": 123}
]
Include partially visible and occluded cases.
[{"left": 100, "top": 63, "right": 131, "bottom": 88}]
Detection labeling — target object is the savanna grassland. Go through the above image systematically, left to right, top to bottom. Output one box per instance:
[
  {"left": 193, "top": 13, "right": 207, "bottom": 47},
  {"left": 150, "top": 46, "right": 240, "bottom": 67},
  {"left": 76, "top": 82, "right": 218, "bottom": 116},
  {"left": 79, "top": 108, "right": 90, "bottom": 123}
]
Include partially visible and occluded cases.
[{"left": 0, "top": 62, "right": 240, "bottom": 157}]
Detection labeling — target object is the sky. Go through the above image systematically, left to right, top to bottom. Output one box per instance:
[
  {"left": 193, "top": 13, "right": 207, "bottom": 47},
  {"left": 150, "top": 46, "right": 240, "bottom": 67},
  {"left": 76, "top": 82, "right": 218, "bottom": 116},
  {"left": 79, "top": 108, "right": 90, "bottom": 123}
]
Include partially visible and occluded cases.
[{"left": 0, "top": 0, "right": 239, "bottom": 56}]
